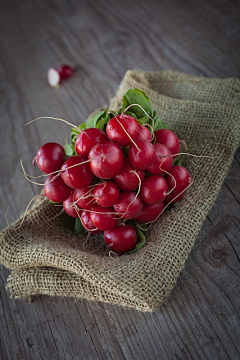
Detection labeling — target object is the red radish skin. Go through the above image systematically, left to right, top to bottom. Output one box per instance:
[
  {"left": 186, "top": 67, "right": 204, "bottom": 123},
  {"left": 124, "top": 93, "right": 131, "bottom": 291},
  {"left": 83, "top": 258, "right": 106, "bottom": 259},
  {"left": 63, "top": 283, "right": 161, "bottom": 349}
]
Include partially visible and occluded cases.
[
  {"left": 47, "top": 65, "right": 74, "bottom": 87},
  {"left": 106, "top": 114, "right": 140, "bottom": 146},
  {"left": 138, "top": 125, "right": 152, "bottom": 141},
  {"left": 75, "top": 128, "right": 108, "bottom": 156},
  {"left": 154, "top": 128, "right": 180, "bottom": 158},
  {"left": 128, "top": 139, "right": 156, "bottom": 170},
  {"left": 88, "top": 141, "right": 124, "bottom": 179},
  {"left": 33, "top": 143, "right": 65, "bottom": 174},
  {"left": 147, "top": 143, "right": 173, "bottom": 175},
  {"left": 61, "top": 155, "right": 93, "bottom": 189},
  {"left": 113, "top": 158, "right": 145, "bottom": 191},
  {"left": 165, "top": 165, "right": 192, "bottom": 193},
  {"left": 44, "top": 174, "right": 71, "bottom": 203},
  {"left": 140, "top": 175, "right": 168, "bottom": 205},
  {"left": 93, "top": 181, "right": 119, "bottom": 208},
  {"left": 73, "top": 188, "right": 97, "bottom": 210},
  {"left": 63, "top": 191, "right": 80, "bottom": 218},
  {"left": 113, "top": 191, "right": 143, "bottom": 220},
  {"left": 165, "top": 191, "right": 185, "bottom": 205},
  {"left": 135, "top": 202, "right": 165, "bottom": 223},
  {"left": 90, "top": 206, "right": 118, "bottom": 231},
  {"left": 81, "top": 211, "right": 102, "bottom": 233},
  {"left": 104, "top": 224, "right": 137, "bottom": 253}
]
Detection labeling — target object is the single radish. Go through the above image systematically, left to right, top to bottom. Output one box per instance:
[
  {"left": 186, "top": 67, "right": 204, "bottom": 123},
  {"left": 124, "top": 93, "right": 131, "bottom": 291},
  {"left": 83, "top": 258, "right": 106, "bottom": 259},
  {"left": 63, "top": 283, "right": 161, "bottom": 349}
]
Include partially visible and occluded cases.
[
  {"left": 47, "top": 64, "right": 74, "bottom": 87},
  {"left": 106, "top": 114, "right": 140, "bottom": 146},
  {"left": 138, "top": 125, "right": 152, "bottom": 141},
  {"left": 75, "top": 128, "right": 108, "bottom": 156},
  {"left": 154, "top": 128, "right": 180, "bottom": 158},
  {"left": 128, "top": 139, "right": 156, "bottom": 170},
  {"left": 88, "top": 141, "right": 124, "bottom": 179},
  {"left": 33, "top": 142, "right": 65, "bottom": 174},
  {"left": 147, "top": 143, "right": 173, "bottom": 175},
  {"left": 61, "top": 155, "right": 93, "bottom": 189},
  {"left": 113, "top": 158, "right": 145, "bottom": 191},
  {"left": 165, "top": 165, "right": 192, "bottom": 193},
  {"left": 44, "top": 174, "right": 71, "bottom": 203},
  {"left": 140, "top": 175, "right": 168, "bottom": 205},
  {"left": 93, "top": 181, "right": 119, "bottom": 208},
  {"left": 73, "top": 187, "right": 97, "bottom": 210},
  {"left": 63, "top": 191, "right": 80, "bottom": 218},
  {"left": 113, "top": 191, "right": 143, "bottom": 220},
  {"left": 164, "top": 191, "right": 185, "bottom": 205},
  {"left": 135, "top": 202, "right": 165, "bottom": 223},
  {"left": 90, "top": 206, "right": 118, "bottom": 231},
  {"left": 81, "top": 211, "right": 102, "bottom": 233},
  {"left": 104, "top": 224, "right": 137, "bottom": 253}
]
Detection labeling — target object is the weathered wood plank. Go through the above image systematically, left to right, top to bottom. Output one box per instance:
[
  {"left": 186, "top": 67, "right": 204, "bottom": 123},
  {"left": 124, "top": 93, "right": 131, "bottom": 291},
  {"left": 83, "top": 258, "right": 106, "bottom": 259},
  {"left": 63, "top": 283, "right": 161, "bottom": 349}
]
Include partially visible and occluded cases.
[{"left": 0, "top": 0, "right": 239, "bottom": 359}]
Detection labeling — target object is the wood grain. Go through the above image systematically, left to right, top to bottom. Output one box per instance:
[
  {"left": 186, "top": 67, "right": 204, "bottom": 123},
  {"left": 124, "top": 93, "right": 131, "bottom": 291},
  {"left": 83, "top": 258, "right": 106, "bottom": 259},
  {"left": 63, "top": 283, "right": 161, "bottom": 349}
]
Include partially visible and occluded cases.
[{"left": 0, "top": 0, "right": 239, "bottom": 359}]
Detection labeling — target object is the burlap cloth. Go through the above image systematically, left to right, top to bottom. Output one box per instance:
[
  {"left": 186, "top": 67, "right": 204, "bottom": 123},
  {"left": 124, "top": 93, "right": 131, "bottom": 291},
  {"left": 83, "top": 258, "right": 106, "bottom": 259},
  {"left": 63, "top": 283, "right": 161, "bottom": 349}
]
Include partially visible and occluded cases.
[{"left": 1, "top": 70, "right": 240, "bottom": 312}]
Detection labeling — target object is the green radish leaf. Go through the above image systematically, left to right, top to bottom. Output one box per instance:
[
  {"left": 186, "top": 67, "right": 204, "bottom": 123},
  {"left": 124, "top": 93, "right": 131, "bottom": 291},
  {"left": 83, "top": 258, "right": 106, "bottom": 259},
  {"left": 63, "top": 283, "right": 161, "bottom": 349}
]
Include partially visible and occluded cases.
[
  {"left": 122, "top": 89, "right": 152, "bottom": 118},
  {"left": 86, "top": 110, "right": 107, "bottom": 128},
  {"left": 137, "top": 116, "right": 150, "bottom": 125},
  {"left": 153, "top": 117, "right": 168, "bottom": 131},
  {"left": 78, "top": 123, "right": 86, "bottom": 131},
  {"left": 64, "top": 143, "right": 74, "bottom": 156},
  {"left": 173, "top": 158, "right": 182, "bottom": 166},
  {"left": 57, "top": 211, "right": 76, "bottom": 234},
  {"left": 74, "top": 218, "right": 87, "bottom": 235},
  {"left": 126, "top": 229, "right": 146, "bottom": 254}
]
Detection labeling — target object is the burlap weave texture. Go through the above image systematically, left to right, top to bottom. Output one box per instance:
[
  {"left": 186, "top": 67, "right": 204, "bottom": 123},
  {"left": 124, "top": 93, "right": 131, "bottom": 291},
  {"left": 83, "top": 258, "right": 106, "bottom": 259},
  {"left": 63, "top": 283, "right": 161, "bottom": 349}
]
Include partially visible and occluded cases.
[{"left": 1, "top": 70, "right": 240, "bottom": 312}]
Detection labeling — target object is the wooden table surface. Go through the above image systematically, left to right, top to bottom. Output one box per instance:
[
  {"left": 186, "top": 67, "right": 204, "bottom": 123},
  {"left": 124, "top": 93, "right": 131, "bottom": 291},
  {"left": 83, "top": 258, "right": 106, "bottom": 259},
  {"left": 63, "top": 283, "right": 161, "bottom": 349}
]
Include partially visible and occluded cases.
[{"left": 0, "top": 0, "right": 239, "bottom": 359}]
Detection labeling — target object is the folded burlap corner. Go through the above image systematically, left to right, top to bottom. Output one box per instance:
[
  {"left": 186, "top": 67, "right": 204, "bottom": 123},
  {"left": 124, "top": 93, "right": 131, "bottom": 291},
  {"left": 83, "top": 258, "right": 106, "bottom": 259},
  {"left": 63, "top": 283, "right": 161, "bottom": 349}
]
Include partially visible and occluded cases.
[{"left": 1, "top": 70, "right": 240, "bottom": 312}]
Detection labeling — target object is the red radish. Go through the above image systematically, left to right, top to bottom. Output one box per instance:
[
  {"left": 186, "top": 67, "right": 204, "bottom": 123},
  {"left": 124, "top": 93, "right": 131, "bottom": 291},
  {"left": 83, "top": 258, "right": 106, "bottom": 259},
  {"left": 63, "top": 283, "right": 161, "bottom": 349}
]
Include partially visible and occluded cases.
[
  {"left": 47, "top": 64, "right": 74, "bottom": 87},
  {"left": 106, "top": 114, "right": 140, "bottom": 146},
  {"left": 138, "top": 125, "right": 152, "bottom": 141},
  {"left": 75, "top": 128, "right": 108, "bottom": 156},
  {"left": 154, "top": 128, "right": 180, "bottom": 158},
  {"left": 128, "top": 139, "right": 156, "bottom": 170},
  {"left": 88, "top": 141, "right": 124, "bottom": 179},
  {"left": 33, "top": 143, "right": 65, "bottom": 174},
  {"left": 147, "top": 143, "right": 173, "bottom": 175},
  {"left": 61, "top": 155, "right": 93, "bottom": 189},
  {"left": 113, "top": 158, "right": 145, "bottom": 191},
  {"left": 165, "top": 165, "right": 192, "bottom": 193},
  {"left": 44, "top": 174, "right": 71, "bottom": 203},
  {"left": 140, "top": 175, "right": 168, "bottom": 205},
  {"left": 93, "top": 181, "right": 119, "bottom": 207},
  {"left": 73, "top": 187, "right": 97, "bottom": 210},
  {"left": 63, "top": 191, "right": 80, "bottom": 218},
  {"left": 113, "top": 191, "right": 143, "bottom": 220},
  {"left": 165, "top": 191, "right": 185, "bottom": 205},
  {"left": 135, "top": 202, "right": 165, "bottom": 223},
  {"left": 90, "top": 206, "right": 118, "bottom": 231},
  {"left": 81, "top": 211, "right": 102, "bottom": 233},
  {"left": 104, "top": 224, "right": 137, "bottom": 253}
]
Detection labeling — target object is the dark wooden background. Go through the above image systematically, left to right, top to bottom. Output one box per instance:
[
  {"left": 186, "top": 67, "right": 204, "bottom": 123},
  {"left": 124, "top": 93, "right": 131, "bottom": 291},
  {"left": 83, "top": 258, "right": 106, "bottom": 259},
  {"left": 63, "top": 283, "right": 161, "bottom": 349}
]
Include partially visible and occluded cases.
[{"left": 0, "top": 0, "right": 239, "bottom": 359}]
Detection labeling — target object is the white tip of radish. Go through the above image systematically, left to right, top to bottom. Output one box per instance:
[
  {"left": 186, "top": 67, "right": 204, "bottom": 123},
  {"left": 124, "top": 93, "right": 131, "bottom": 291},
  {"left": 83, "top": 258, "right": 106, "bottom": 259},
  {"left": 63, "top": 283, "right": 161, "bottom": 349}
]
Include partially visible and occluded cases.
[{"left": 47, "top": 68, "right": 60, "bottom": 87}]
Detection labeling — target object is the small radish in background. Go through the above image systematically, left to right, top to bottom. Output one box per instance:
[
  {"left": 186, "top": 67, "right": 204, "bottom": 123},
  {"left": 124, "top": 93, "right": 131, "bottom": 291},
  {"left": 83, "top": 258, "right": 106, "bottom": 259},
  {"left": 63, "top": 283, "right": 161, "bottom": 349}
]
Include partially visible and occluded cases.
[
  {"left": 47, "top": 64, "right": 74, "bottom": 87},
  {"left": 75, "top": 128, "right": 108, "bottom": 156},
  {"left": 154, "top": 128, "right": 180, "bottom": 158},
  {"left": 33, "top": 142, "right": 66, "bottom": 174},
  {"left": 147, "top": 143, "right": 173, "bottom": 175},
  {"left": 113, "top": 158, "right": 145, "bottom": 191},
  {"left": 140, "top": 175, "right": 168, "bottom": 205},
  {"left": 73, "top": 187, "right": 97, "bottom": 210},
  {"left": 63, "top": 191, "right": 80, "bottom": 218},
  {"left": 113, "top": 191, "right": 143, "bottom": 220},
  {"left": 135, "top": 202, "right": 165, "bottom": 223},
  {"left": 90, "top": 206, "right": 118, "bottom": 231},
  {"left": 81, "top": 211, "right": 102, "bottom": 233}
]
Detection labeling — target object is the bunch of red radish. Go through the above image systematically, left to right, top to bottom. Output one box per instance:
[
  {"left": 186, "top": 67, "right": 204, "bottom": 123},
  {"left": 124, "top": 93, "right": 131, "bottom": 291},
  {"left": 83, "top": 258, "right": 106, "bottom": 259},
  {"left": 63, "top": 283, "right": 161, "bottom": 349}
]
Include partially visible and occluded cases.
[{"left": 33, "top": 113, "right": 192, "bottom": 254}]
